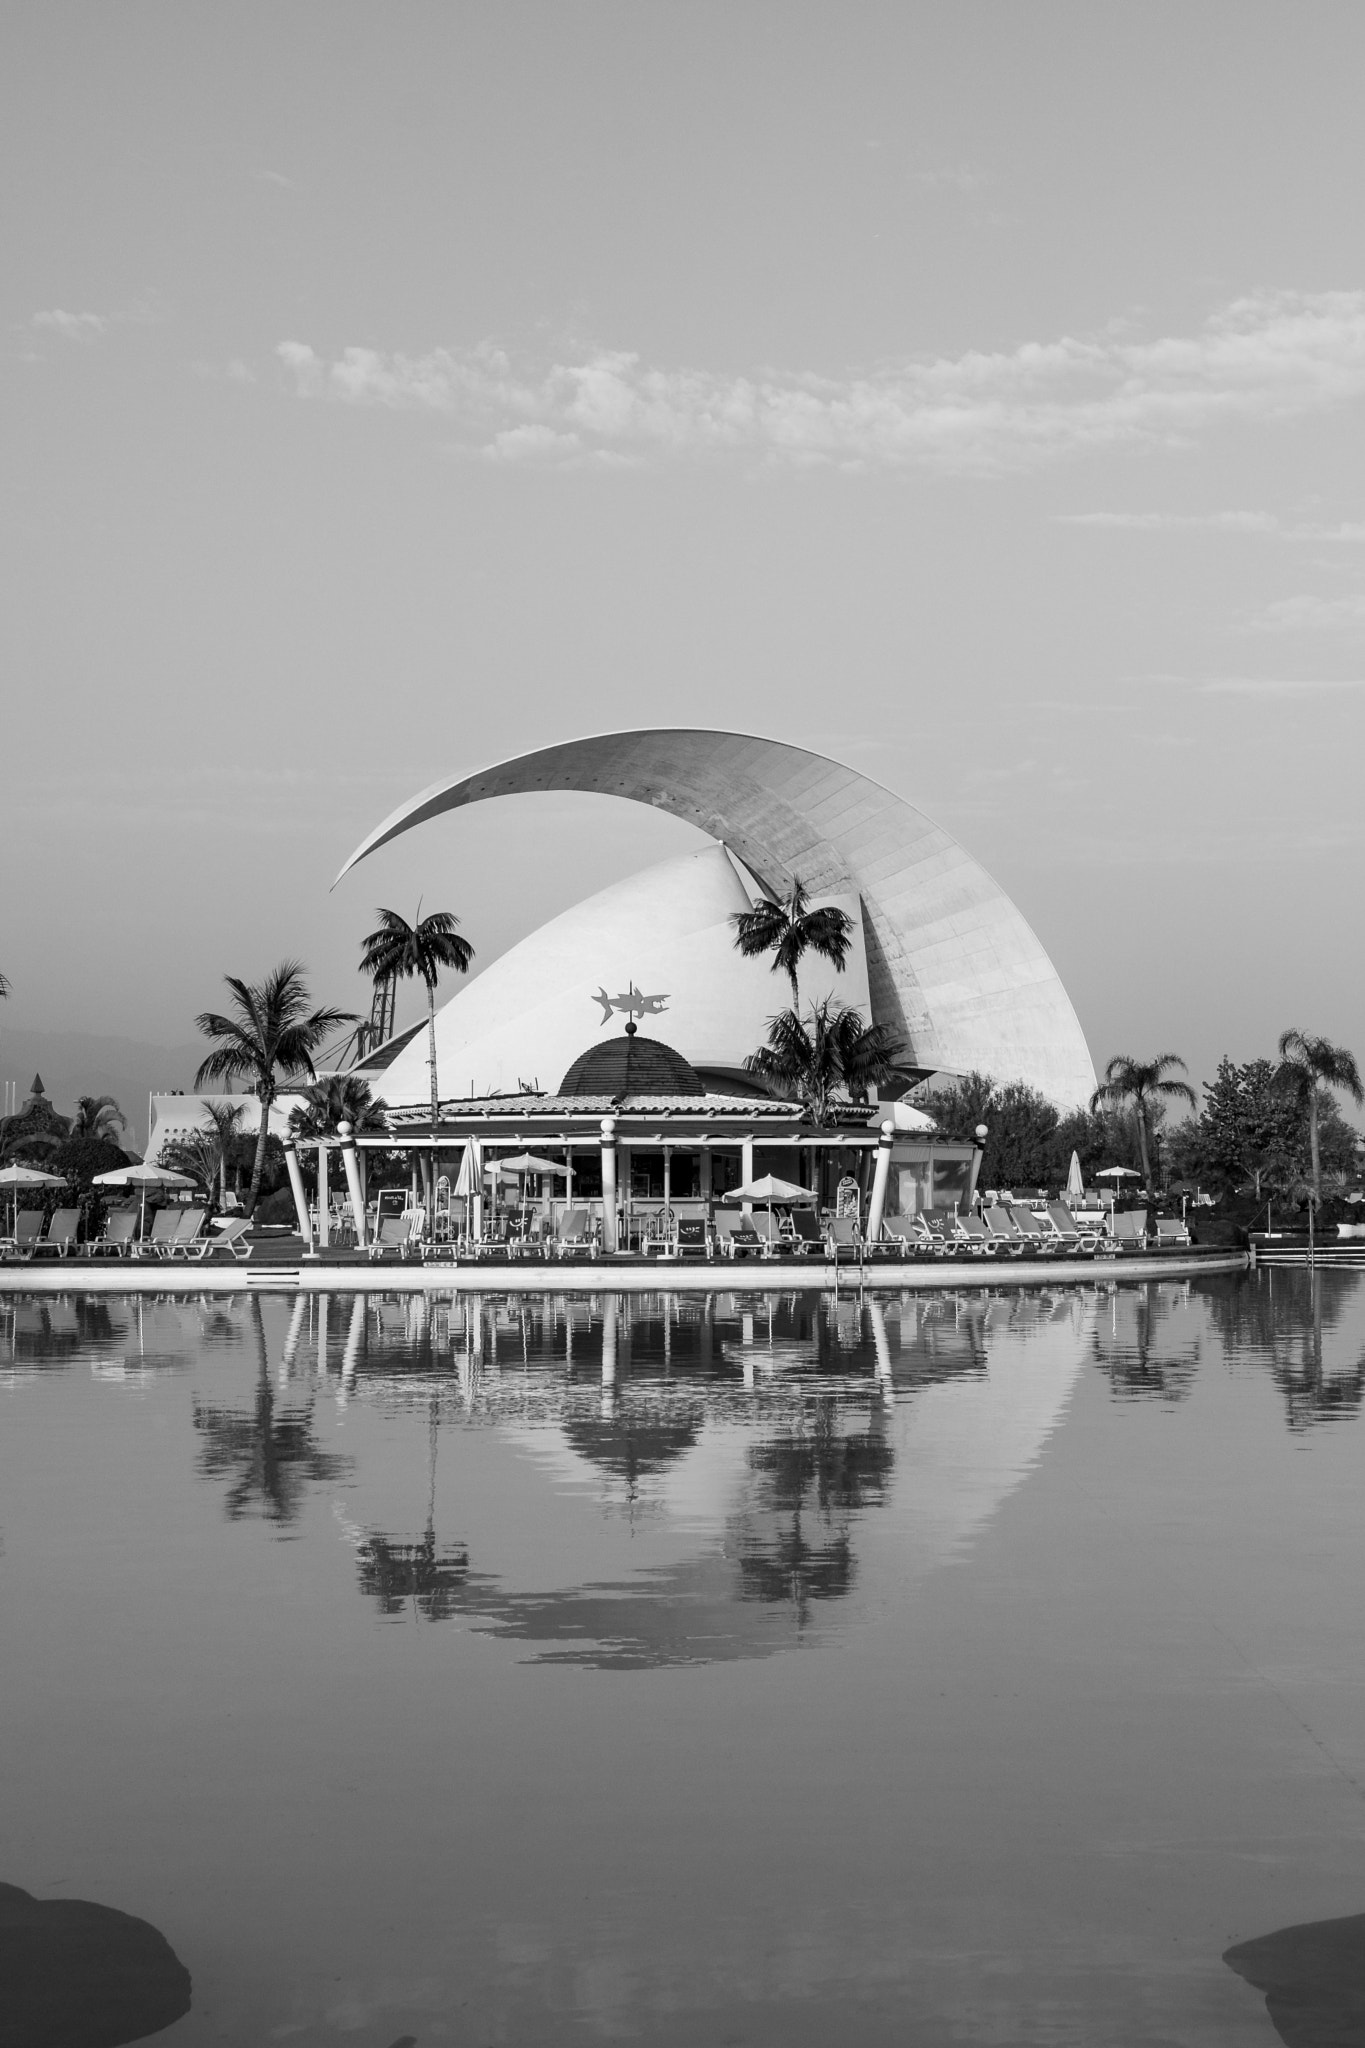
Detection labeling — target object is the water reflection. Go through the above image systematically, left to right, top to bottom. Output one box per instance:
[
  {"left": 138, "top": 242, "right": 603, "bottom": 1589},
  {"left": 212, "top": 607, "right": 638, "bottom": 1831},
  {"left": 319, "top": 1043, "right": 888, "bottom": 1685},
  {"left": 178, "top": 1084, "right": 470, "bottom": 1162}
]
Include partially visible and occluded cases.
[
  {"left": 1089, "top": 1280, "right": 1203, "bottom": 1402},
  {"left": 193, "top": 1299, "right": 347, "bottom": 1528}
]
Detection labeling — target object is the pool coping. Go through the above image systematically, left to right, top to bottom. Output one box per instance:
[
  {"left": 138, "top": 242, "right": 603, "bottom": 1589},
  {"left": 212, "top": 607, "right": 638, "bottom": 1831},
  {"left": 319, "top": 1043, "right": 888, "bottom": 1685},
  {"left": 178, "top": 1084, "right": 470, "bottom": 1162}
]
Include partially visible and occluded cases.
[{"left": 0, "top": 1249, "right": 1250, "bottom": 1293}]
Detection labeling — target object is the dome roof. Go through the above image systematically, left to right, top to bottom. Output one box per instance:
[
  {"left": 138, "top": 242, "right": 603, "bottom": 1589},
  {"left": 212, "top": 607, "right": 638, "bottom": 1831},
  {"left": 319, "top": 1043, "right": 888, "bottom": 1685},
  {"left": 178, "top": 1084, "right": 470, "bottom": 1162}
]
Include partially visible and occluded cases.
[{"left": 559, "top": 1027, "right": 706, "bottom": 1100}]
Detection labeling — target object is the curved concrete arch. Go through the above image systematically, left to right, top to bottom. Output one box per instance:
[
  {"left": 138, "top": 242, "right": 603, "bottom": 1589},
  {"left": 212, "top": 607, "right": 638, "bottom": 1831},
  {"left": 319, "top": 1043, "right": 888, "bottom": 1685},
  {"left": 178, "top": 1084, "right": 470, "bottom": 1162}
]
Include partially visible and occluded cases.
[{"left": 337, "top": 728, "right": 1096, "bottom": 1106}]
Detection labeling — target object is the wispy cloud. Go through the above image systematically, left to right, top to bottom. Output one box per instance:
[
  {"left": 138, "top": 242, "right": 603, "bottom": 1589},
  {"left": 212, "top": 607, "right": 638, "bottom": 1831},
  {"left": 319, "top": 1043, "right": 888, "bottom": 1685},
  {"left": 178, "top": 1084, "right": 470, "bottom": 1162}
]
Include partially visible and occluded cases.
[
  {"left": 276, "top": 290, "right": 1365, "bottom": 473},
  {"left": 33, "top": 308, "right": 107, "bottom": 341},
  {"left": 1058, "top": 509, "right": 1365, "bottom": 539},
  {"left": 1248, "top": 593, "right": 1365, "bottom": 633},
  {"left": 1197, "top": 675, "right": 1365, "bottom": 695}
]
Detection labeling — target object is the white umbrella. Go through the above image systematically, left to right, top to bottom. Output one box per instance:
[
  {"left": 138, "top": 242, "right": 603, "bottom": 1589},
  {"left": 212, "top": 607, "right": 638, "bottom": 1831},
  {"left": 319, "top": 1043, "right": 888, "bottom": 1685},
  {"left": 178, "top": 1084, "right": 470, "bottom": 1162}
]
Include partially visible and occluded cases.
[
  {"left": 453, "top": 1140, "right": 480, "bottom": 1198},
  {"left": 1065, "top": 1150, "right": 1084, "bottom": 1201},
  {"left": 499, "top": 1153, "right": 568, "bottom": 1176},
  {"left": 93, "top": 1162, "right": 196, "bottom": 1237},
  {"left": 0, "top": 1163, "right": 65, "bottom": 1235},
  {"left": 1095, "top": 1164, "right": 1139, "bottom": 1210},
  {"left": 724, "top": 1172, "right": 812, "bottom": 1239}
]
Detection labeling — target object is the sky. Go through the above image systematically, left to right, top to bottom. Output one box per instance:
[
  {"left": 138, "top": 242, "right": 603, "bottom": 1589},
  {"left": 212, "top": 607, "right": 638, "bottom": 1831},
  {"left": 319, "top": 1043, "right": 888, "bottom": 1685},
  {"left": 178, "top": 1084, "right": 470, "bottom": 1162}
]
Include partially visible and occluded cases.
[{"left": 3, "top": 2, "right": 1364, "bottom": 1121}]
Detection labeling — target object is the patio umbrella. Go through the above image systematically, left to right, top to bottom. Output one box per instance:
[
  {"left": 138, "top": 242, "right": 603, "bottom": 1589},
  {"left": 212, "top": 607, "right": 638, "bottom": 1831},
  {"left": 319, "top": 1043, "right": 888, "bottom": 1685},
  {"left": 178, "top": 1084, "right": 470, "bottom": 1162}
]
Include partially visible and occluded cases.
[
  {"left": 1065, "top": 1150, "right": 1085, "bottom": 1201},
  {"left": 499, "top": 1152, "right": 567, "bottom": 1233},
  {"left": 93, "top": 1162, "right": 196, "bottom": 1237},
  {"left": 0, "top": 1163, "right": 65, "bottom": 1235},
  {"left": 1095, "top": 1164, "right": 1139, "bottom": 1209},
  {"left": 724, "top": 1172, "right": 811, "bottom": 1237}
]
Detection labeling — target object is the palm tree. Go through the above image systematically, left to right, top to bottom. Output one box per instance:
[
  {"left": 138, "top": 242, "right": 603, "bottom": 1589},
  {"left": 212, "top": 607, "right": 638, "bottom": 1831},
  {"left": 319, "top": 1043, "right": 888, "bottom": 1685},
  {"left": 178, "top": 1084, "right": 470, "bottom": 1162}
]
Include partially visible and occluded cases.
[
  {"left": 731, "top": 879, "right": 853, "bottom": 1009},
  {"left": 358, "top": 908, "right": 474, "bottom": 1133},
  {"left": 194, "top": 962, "right": 356, "bottom": 1212},
  {"left": 744, "top": 998, "right": 898, "bottom": 1125},
  {"left": 828, "top": 1011, "right": 907, "bottom": 1104},
  {"left": 1277, "top": 1029, "right": 1363, "bottom": 1207},
  {"left": 1090, "top": 1054, "right": 1196, "bottom": 1192},
  {"left": 288, "top": 1074, "right": 389, "bottom": 1141},
  {"left": 70, "top": 1094, "right": 131, "bottom": 1149},
  {"left": 199, "top": 1098, "right": 247, "bottom": 1207}
]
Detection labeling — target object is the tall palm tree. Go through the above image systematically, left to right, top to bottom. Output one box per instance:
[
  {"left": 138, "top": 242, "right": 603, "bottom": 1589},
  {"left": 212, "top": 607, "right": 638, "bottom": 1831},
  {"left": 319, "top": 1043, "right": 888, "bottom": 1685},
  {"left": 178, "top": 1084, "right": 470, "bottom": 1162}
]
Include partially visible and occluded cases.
[
  {"left": 731, "top": 879, "right": 853, "bottom": 1009},
  {"left": 358, "top": 908, "right": 474, "bottom": 1133},
  {"left": 194, "top": 962, "right": 356, "bottom": 1212},
  {"left": 828, "top": 1011, "right": 907, "bottom": 1104},
  {"left": 1277, "top": 1029, "right": 1363, "bottom": 1207},
  {"left": 1089, "top": 1054, "right": 1196, "bottom": 1192},
  {"left": 70, "top": 1094, "right": 131, "bottom": 1149}
]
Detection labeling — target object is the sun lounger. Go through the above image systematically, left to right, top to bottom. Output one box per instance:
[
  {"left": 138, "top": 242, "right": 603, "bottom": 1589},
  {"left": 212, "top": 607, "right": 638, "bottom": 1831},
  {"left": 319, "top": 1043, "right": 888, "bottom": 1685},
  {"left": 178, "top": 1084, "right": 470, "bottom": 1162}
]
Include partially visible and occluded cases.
[
  {"left": 1043, "top": 1201, "right": 1102, "bottom": 1254},
  {"left": 982, "top": 1205, "right": 1028, "bottom": 1255},
  {"left": 1006, "top": 1205, "right": 1061, "bottom": 1256},
  {"left": 30, "top": 1207, "right": 81, "bottom": 1258},
  {"left": 83, "top": 1207, "right": 139, "bottom": 1258},
  {"left": 164, "top": 1207, "right": 208, "bottom": 1258},
  {"left": 554, "top": 1207, "right": 597, "bottom": 1259},
  {"left": 132, "top": 1208, "right": 186, "bottom": 1259},
  {"left": 786, "top": 1208, "right": 823, "bottom": 1257},
  {"left": 1110, "top": 1209, "right": 1149, "bottom": 1249},
  {"left": 6, "top": 1211, "right": 45, "bottom": 1257},
  {"left": 748, "top": 1212, "right": 786, "bottom": 1258},
  {"left": 953, "top": 1212, "right": 1004, "bottom": 1257},
  {"left": 715, "top": 1213, "right": 763, "bottom": 1259},
  {"left": 825, "top": 1214, "right": 862, "bottom": 1267},
  {"left": 881, "top": 1214, "right": 944, "bottom": 1258},
  {"left": 368, "top": 1215, "right": 418, "bottom": 1261},
  {"left": 194, "top": 1216, "right": 253, "bottom": 1261},
  {"left": 675, "top": 1217, "right": 712, "bottom": 1260},
  {"left": 1155, "top": 1217, "right": 1192, "bottom": 1249}
]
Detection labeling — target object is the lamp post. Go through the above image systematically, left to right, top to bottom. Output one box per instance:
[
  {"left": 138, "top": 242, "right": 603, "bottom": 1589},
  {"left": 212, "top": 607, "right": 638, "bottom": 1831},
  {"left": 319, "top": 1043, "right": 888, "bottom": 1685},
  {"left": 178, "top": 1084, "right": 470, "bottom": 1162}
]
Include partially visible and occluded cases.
[{"left": 966, "top": 1124, "right": 989, "bottom": 1213}]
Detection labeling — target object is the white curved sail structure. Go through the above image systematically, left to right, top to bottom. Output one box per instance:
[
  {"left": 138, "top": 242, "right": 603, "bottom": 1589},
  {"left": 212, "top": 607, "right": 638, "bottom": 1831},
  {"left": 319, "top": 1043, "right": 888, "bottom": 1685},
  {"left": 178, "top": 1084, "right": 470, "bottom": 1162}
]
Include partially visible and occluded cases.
[{"left": 337, "top": 728, "right": 1095, "bottom": 1106}]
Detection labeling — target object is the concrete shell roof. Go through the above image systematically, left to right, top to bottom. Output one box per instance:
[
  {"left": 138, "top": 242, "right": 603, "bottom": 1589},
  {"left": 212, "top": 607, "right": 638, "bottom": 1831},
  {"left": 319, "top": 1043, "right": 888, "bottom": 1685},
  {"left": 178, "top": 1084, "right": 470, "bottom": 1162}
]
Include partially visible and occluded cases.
[{"left": 338, "top": 728, "right": 1096, "bottom": 1108}]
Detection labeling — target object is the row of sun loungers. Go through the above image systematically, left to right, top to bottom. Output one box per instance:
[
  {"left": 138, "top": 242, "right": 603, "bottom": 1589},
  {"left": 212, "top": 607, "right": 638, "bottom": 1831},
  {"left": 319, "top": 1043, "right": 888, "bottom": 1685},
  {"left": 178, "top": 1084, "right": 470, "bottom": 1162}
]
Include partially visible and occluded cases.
[{"left": 1, "top": 1207, "right": 253, "bottom": 1261}]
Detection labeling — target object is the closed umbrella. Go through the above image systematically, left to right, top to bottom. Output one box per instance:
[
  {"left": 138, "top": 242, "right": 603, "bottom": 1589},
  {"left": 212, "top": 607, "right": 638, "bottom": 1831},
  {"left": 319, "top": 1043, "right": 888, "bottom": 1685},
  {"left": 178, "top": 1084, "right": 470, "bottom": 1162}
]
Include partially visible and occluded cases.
[
  {"left": 1065, "top": 1150, "right": 1085, "bottom": 1201},
  {"left": 93, "top": 1162, "right": 196, "bottom": 1238},
  {"left": 0, "top": 1163, "right": 65, "bottom": 1236}
]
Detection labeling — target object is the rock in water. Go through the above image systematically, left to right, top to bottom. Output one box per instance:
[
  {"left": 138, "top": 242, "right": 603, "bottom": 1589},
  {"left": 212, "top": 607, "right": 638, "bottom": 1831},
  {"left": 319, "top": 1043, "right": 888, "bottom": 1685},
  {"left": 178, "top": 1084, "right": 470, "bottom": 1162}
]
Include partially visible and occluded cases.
[{"left": 0, "top": 1880, "right": 191, "bottom": 2048}]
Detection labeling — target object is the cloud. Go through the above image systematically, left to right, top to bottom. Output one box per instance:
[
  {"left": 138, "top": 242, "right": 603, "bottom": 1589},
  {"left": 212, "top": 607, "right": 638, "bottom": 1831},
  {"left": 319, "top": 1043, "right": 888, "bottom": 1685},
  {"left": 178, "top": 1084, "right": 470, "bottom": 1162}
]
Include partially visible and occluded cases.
[
  {"left": 275, "top": 290, "right": 1365, "bottom": 473},
  {"left": 33, "top": 308, "right": 106, "bottom": 341},
  {"left": 1058, "top": 509, "right": 1365, "bottom": 539},
  {"left": 1249, "top": 593, "right": 1365, "bottom": 632},
  {"left": 1197, "top": 675, "right": 1365, "bottom": 695}
]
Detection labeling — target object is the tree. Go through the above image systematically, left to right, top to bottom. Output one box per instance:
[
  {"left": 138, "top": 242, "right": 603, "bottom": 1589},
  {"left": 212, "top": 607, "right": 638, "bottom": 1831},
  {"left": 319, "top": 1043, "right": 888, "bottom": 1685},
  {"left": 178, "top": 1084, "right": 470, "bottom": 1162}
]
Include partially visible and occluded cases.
[
  {"left": 731, "top": 879, "right": 853, "bottom": 1009},
  {"left": 358, "top": 908, "right": 473, "bottom": 1133},
  {"left": 194, "top": 962, "right": 356, "bottom": 1212},
  {"left": 744, "top": 998, "right": 899, "bottom": 1125},
  {"left": 1277, "top": 1029, "right": 1363, "bottom": 1208},
  {"left": 1090, "top": 1054, "right": 1196, "bottom": 1191},
  {"left": 288, "top": 1074, "right": 389, "bottom": 1140},
  {"left": 70, "top": 1094, "right": 131, "bottom": 1149},
  {"left": 162, "top": 1101, "right": 247, "bottom": 1211}
]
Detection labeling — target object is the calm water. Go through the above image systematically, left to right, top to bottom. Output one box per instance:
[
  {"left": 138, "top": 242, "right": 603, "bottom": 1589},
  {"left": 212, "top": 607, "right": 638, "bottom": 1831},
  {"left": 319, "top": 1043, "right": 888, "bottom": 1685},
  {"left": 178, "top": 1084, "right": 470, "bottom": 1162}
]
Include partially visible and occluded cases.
[{"left": 4, "top": 1274, "right": 1365, "bottom": 2046}]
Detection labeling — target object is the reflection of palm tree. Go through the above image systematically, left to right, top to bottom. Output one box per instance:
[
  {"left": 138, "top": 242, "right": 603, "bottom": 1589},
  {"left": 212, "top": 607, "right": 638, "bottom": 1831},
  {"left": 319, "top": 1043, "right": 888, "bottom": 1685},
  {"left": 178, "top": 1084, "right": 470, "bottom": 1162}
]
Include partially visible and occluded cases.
[
  {"left": 1270, "top": 1274, "right": 1365, "bottom": 1431},
  {"left": 1090, "top": 1283, "right": 1200, "bottom": 1402},
  {"left": 193, "top": 1298, "right": 345, "bottom": 1523},
  {"left": 356, "top": 1392, "right": 471, "bottom": 1619},
  {"left": 736, "top": 1402, "right": 894, "bottom": 1623}
]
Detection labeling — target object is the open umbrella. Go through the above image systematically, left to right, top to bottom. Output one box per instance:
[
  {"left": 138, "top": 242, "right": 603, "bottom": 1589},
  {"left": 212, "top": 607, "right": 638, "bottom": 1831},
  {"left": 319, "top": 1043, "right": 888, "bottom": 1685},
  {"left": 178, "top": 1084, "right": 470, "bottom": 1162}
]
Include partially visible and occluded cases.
[
  {"left": 1065, "top": 1150, "right": 1084, "bottom": 1201},
  {"left": 497, "top": 1152, "right": 568, "bottom": 1236},
  {"left": 93, "top": 1162, "right": 196, "bottom": 1238},
  {"left": 0, "top": 1163, "right": 65, "bottom": 1236},
  {"left": 1095, "top": 1164, "right": 1139, "bottom": 1210},
  {"left": 724, "top": 1172, "right": 812, "bottom": 1240}
]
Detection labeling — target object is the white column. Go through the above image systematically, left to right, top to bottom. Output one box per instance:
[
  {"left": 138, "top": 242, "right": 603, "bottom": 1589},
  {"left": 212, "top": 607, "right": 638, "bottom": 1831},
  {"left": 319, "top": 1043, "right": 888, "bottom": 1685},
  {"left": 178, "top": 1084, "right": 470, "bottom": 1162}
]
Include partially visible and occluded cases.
[
  {"left": 600, "top": 1117, "right": 618, "bottom": 1254},
  {"left": 337, "top": 1121, "right": 368, "bottom": 1248},
  {"left": 867, "top": 1121, "right": 895, "bottom": 1241},
  {"left": 965, "top": 1124, "right": 989, "bottom": 1212},
  {"left": 741, "top": 1135, "right": 755, "bottom": 1215},
  {"left": 282, "top": 1139, "right": 313, "bottom": 1250},
  {"left": 315, "top": 1143, "right": 329, "bottom": 1246}
]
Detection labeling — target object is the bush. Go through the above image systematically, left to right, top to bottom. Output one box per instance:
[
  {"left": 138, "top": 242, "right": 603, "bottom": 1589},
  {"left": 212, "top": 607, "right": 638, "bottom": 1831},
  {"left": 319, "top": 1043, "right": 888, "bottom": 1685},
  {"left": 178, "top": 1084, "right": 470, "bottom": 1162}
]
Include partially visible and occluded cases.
[{"left": 252, "top": 1187, "right": 301, "bottom": 1227}]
